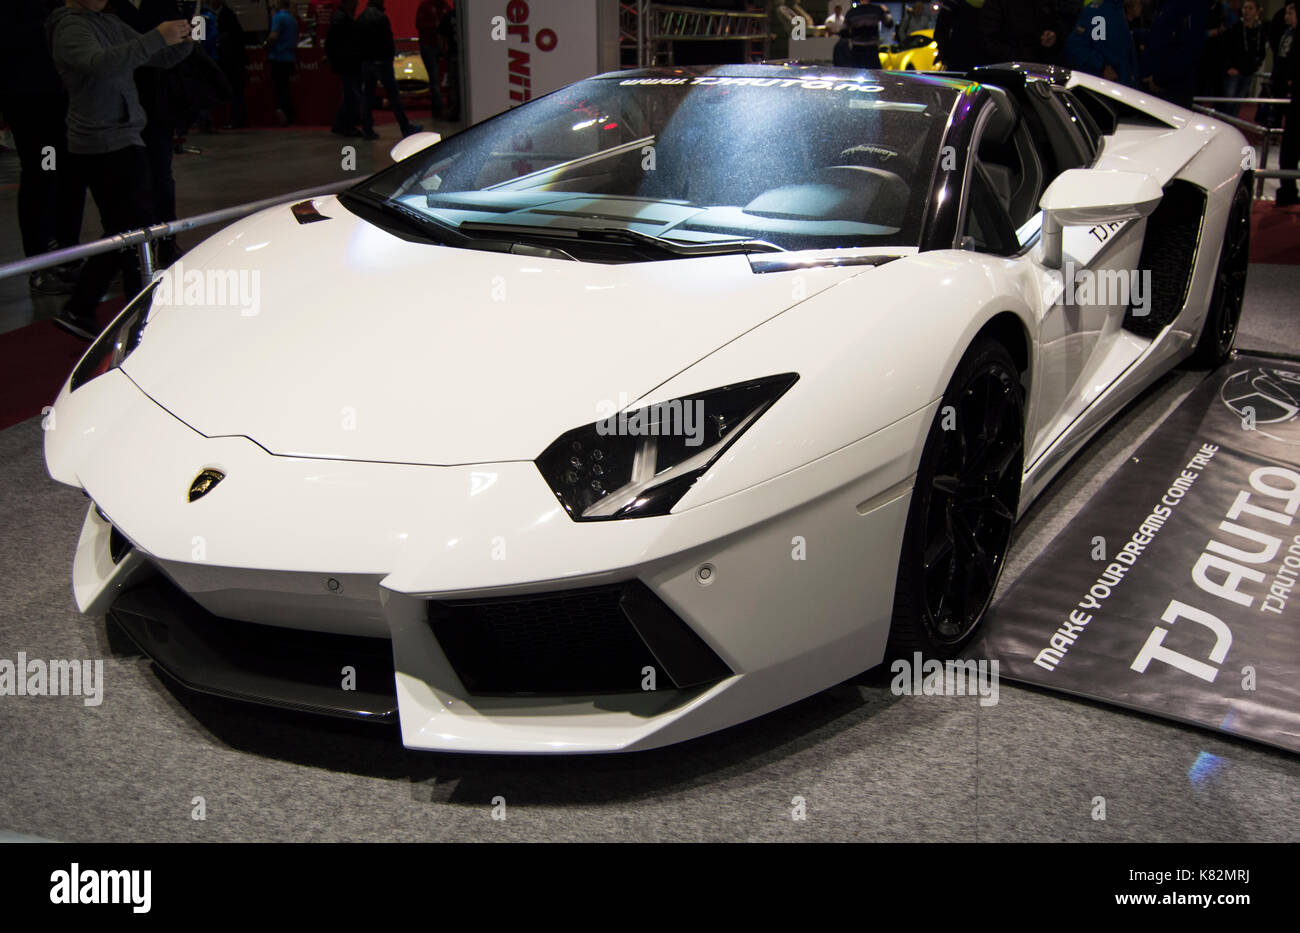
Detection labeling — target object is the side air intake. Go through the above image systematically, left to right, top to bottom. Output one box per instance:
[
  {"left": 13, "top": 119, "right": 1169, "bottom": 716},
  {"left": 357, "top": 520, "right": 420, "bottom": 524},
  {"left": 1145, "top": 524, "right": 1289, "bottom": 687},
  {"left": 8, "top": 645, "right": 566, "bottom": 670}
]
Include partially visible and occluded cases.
[{"left": 1125, "top": 180, "right": 1207, "bottom": 339}]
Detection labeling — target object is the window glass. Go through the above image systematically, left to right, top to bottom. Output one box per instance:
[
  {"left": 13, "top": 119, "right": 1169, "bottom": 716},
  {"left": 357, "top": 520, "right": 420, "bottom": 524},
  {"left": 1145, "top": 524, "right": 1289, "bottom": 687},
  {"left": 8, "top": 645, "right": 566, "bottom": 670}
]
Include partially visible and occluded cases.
[{"left": 356, "top": 71, "right": 963, "bottom": 252}]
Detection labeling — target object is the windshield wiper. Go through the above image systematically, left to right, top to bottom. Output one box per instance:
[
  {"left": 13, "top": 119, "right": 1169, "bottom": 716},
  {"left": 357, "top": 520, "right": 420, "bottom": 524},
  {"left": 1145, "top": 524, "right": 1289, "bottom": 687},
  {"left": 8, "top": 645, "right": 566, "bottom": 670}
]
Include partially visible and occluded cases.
[
  {"left": 338, "top": 189, "right": 470, "bottom": 246},
  {"left": 340, "top": 191, "right": 786, "bottom": 259},
  {"left": 457, "top": 221, "right": 785, "bottom": 257}
]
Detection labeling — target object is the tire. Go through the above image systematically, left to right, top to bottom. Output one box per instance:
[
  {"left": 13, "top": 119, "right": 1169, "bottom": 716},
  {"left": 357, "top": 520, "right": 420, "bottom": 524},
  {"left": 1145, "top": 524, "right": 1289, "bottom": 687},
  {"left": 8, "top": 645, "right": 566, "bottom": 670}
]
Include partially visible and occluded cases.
[
  {"left": 1189, "top": 181, "right": 1251, "bottom": 369},
  {"left": 886, "top": 337, "right": 1025, "bottom": 659}
]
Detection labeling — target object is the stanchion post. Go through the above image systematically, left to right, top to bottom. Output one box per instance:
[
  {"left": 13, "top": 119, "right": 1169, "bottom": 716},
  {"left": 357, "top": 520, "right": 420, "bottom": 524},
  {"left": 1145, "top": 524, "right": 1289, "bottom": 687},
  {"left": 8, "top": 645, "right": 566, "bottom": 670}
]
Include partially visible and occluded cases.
[
  {"left": 1259, "top": 130, "right": 1274, "bottom": 198},
  {"left": 136, "top": 240, "right": 154, "bottom": 282}
]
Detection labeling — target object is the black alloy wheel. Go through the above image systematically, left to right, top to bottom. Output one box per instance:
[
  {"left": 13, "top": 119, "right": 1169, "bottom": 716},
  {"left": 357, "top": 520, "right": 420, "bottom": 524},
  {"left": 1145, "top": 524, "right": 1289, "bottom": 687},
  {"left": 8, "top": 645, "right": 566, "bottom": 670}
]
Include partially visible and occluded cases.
[{"left": 887, "top": 338, "right": 1024, "bottom": 658}]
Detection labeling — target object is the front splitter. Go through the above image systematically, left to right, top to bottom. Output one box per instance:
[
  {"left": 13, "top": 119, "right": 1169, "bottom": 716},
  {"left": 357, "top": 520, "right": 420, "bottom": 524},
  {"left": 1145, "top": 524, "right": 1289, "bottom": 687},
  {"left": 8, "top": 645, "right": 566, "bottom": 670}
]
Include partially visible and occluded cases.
[{"left": 109, "top": 575, "right": 399, "bottom": 722}]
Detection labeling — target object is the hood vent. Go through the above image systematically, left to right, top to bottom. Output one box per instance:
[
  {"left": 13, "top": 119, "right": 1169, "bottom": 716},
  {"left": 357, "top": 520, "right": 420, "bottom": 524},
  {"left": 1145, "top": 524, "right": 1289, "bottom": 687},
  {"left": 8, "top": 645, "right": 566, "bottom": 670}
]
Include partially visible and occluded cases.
[{"left": 291, "top": 200, "right": 331, "bottom": 224}]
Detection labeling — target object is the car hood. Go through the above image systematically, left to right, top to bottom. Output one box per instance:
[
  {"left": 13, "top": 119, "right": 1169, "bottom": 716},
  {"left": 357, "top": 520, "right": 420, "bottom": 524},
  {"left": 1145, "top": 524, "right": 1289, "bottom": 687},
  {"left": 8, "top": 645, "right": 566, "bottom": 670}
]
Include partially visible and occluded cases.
[{"left": 121, "top": 195, "right": 869, "bottom": 465}]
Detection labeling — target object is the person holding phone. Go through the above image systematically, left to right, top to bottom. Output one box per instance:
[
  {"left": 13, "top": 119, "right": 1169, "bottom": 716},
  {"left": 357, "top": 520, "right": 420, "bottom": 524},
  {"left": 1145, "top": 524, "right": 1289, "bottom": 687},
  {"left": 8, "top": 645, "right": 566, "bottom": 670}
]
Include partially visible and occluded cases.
[{"left": 47, "top": 0, "right": 193, "bottom": 339}]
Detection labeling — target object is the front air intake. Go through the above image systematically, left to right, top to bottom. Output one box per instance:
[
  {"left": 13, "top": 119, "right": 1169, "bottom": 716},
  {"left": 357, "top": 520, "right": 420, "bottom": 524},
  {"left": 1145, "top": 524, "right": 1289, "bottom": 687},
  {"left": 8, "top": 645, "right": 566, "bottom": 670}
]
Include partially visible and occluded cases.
[
  {"left": 108, "top": 526, "right": 131, "bottom": 564},
  {"left": 427, "top": 581, "right": 731, "bottom": 696}
]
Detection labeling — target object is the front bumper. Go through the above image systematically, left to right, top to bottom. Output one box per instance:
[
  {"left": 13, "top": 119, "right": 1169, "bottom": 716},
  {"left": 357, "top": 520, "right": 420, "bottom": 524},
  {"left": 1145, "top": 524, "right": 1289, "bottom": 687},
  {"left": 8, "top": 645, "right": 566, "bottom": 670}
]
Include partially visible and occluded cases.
[
  {"left": 51, "top": 370, "right": 930, "bottom": 752},
  {"left": 109, "top": 574, "right": 400, "bottom": 721}
]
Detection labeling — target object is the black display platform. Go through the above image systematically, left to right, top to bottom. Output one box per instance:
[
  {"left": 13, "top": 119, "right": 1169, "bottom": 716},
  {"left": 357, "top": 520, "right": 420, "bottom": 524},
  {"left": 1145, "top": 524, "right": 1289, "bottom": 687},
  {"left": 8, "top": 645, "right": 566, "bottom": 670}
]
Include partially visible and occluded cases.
[{"left": 975, "top": 352, "right": 1300, "bottom": 753}]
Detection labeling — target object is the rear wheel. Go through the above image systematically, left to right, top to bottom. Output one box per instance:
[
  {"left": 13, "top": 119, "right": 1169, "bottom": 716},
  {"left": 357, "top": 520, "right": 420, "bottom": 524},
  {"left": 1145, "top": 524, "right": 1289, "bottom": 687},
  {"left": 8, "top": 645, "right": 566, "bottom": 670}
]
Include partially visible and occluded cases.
[
  {"left": 1190, "top": 181, "right": 1251, "bottom": 368},
  {"left": 886, "top": 338, "right": 1024, "bottom": 658}
]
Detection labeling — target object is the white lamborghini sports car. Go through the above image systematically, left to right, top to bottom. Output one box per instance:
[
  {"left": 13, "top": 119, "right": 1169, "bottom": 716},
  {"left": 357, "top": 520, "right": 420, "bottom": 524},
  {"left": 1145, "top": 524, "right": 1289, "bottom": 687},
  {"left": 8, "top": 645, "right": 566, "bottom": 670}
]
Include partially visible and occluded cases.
[{"left": 45, "top": 64, "right": 1251, "bottom": 753}]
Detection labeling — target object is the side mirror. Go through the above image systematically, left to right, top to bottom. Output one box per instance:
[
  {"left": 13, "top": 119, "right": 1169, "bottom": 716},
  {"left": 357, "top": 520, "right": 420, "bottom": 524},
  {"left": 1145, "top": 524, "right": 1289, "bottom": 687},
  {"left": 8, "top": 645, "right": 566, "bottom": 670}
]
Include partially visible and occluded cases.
[
  {"left": 389, "top": 131, "right": 442, "bottom": 163},
  {"left": 1038, "top": 169, "right": 1163, "bottom": 268}
]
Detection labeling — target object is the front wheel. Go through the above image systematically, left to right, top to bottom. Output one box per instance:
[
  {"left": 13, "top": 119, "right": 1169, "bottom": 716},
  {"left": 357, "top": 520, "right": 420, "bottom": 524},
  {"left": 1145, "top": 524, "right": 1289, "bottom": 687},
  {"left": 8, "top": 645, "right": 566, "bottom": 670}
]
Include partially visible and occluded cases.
[
  {"left": 1189, "top": 181, "right": 1251, "bottom": 368},
  {"left": 886, "top": 338, "right": 1025, "bottom": 659}
]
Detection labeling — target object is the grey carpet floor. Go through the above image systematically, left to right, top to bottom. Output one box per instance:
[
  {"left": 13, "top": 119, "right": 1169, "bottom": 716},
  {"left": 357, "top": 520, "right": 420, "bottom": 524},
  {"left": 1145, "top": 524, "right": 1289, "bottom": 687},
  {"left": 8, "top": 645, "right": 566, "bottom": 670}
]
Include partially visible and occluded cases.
[{"left": 0, "top": 270, "right": 1296, "bottom": 842}]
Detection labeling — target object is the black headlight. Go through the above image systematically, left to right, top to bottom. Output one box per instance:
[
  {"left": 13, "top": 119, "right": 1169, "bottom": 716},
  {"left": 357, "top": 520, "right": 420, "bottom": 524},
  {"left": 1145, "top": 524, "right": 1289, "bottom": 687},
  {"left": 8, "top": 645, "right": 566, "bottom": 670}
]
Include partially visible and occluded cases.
[
  {"left": 69, "top": 282, "right": 158, "bottom": 392},
  {"left": 537, "top": 374, "right": 798, "bottom": 521}
]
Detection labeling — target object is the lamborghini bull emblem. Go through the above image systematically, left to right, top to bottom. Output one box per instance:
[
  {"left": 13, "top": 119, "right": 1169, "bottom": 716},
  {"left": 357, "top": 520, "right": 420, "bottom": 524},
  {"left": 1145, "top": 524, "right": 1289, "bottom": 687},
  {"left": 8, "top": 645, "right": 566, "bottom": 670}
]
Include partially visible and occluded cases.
[{"left": 188, "top": 469, "right": 225, "bottom": 502}]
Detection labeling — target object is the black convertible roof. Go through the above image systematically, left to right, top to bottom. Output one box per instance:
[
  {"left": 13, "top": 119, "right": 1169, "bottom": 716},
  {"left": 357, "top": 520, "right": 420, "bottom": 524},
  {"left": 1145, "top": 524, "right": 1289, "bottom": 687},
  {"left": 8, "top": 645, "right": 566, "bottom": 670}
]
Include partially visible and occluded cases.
[
  {"left": 597, "top": 62, "right": 969, "bottom": 89},
  {"left": 598, "top": 62, "right": 1072, "bottom": 90}
]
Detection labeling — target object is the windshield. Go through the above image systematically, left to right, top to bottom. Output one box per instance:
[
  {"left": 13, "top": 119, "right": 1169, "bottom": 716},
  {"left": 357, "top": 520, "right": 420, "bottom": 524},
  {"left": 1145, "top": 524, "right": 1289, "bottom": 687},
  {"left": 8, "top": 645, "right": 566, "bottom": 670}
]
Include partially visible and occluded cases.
[{"left": 351, "top": 68, "right": 963, "bottom": 256}]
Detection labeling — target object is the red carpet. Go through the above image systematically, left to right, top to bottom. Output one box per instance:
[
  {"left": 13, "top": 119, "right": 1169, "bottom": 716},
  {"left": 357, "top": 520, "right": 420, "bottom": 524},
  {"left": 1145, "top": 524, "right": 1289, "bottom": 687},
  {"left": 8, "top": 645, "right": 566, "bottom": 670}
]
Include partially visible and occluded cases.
[
  {"left": 1, "top": 199, "right": 1297, "bottom": 433},
  {"left": 1251, "top": 199, "right": 1300, "bottom": 264},
  {"left": 0, "top": 298, "right": 124, "bottom": 431}
]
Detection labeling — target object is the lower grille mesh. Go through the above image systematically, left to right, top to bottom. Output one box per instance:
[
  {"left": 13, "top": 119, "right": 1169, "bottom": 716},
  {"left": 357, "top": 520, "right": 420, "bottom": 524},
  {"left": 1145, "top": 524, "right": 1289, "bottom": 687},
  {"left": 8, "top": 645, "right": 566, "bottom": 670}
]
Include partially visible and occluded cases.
[{"left": 428, "top": 582, "right": 730, "bottom": 696}]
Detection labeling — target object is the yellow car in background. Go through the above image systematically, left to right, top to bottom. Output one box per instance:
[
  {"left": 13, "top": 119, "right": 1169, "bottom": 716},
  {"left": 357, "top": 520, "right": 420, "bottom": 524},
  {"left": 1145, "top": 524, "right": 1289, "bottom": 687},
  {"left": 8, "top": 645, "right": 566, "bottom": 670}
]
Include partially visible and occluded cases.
[
  {"left": 879, "top": 29, "right": 940, "bottom": 71},
  {"left": 376, "top": 50, "right": 437, "bottom": 111},
  {"left": 392, "top": 51, "right": 431, "bottom": 97}
]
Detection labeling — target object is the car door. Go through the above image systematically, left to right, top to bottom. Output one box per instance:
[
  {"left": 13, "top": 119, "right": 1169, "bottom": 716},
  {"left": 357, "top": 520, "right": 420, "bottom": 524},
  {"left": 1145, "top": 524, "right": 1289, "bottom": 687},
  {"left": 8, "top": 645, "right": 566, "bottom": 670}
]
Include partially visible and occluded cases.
[
  {"left": 1005, "top": 86, "right": 1151, "bottom": 470},
  {"left": 1026, "top": 198, "right": 1149, "bottom": 469}
]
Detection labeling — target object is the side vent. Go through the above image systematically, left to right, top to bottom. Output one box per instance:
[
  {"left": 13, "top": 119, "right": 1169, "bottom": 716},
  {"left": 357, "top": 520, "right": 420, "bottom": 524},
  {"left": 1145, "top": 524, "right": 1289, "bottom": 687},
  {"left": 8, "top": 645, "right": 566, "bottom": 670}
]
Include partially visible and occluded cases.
[{"left": 1125, "top": 180, "right": 1207, "bottom": 339}]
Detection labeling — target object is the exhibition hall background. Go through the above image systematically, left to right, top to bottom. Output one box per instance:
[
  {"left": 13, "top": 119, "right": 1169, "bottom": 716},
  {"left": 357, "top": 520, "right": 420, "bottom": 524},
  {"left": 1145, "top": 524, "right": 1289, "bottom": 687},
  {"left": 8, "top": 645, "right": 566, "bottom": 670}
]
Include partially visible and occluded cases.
[{"left": 219, "top": 0, "right": 442, "bottom": 127}]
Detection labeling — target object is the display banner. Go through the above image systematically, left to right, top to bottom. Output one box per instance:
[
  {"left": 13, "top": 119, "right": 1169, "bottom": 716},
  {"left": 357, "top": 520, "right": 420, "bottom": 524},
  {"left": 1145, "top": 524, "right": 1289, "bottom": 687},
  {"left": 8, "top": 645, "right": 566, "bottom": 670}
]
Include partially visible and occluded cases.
[
  {"left": 461, "top": 0, "right": 613, "bottom": 125},
  {"left": 972, "top": 353, "right": 1300, "bottom": 753}
]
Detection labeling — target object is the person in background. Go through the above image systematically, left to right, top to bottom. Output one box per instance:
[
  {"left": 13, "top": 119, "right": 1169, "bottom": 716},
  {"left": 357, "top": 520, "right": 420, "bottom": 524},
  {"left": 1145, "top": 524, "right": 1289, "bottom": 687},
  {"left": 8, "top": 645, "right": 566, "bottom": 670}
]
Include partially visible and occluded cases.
[
  {"left": 0, "top": 0, "right": 86, "bottom": 296},
  {"left": 46, "top": 0, "right": 193, "bottom": 339},
  {"left": 111, "top": 0, "right": 193, "bottom": 266},
  {"left": 189, "top": 0, "right": 218, "bottom": 132},
  {"left": 192, "top": 0, "right": 217, "bottom": 56},
  {"left": 208, "top": 0, "right": 246, "bottom": 128},
  {"left": 267, "top": 0, "right": 298, "bottom": 125},
  {"left": 308, "top": 0, "right": 337, "bottom": 47},
  {"left": 327, "top": 0, "right": 362, "bottom": 136},
  {"left": 357, "top": 0, "right": 421, "bottom": 139},
  {"left": 415, "top": 0, "right": 450, "bottom": 120},
  {"left": 437, "top": 0, "right": 460, "bottom": 121},
  {"left": 832, "top": 0, "right": 894, "bottom": 66},
  {"left": 900, "top": 0, "right": 938, "bottom": 35},
  {"left": 935, "top": 0, "right": 987, "bottom": 69},
  {"left": 979, "top": 0, "right": 1080, "bottom": 65},
  {"left": 1053, "top": 0, "right": 1087, "bottom": 60},
  {"left": 1065, "top": 0, "right": 1139, "bottom": 83},
  {"left": 1126, "top": 0, "right": 1150, "bottom": 58},
  {"left": 1140, "top": 0, "right": 1206, "bottom": 107},
  {"left": 1198, "top": 0, "right": 1235, "bottom": 95},
  {"left": 1222, "top": 0, "right": 1266, "bottom": 115},
  {"left": 1263, "top": 0, "right": 1290, "bottom": 125},
  {"left": 1268, "top": 0, "right": 1288, "bottom": 56},
  {"left": 1273, "top": 2, "right": 1296, "bottom": 101},
  {"left": 825, "top": 3, "right": 847, "bottom": 33},
  {"left": 1277, "top": 4, "right": 1300, "bottom": 206}
]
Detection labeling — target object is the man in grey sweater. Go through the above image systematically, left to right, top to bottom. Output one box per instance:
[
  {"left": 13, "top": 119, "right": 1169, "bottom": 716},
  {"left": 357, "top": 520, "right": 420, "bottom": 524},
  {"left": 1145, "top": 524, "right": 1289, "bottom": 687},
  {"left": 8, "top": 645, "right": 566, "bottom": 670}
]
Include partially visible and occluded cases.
[{"left": 47, "top": 0, "right": 192, "bottom": 339}]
